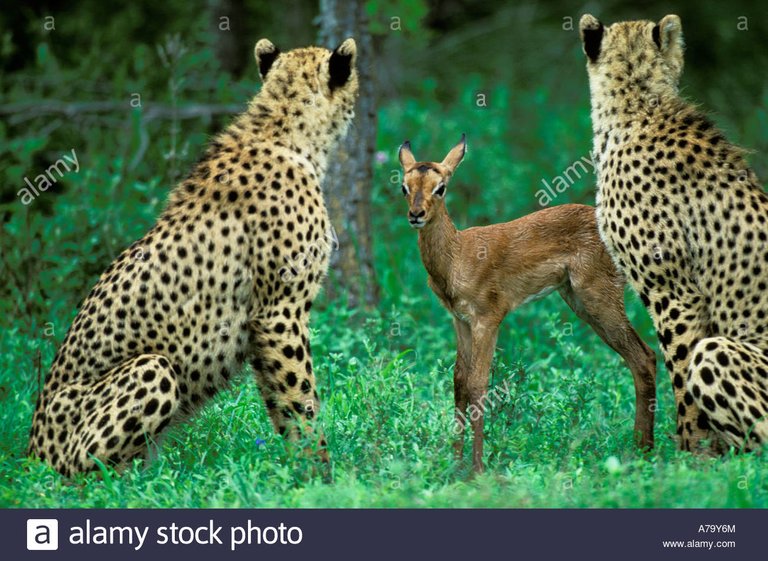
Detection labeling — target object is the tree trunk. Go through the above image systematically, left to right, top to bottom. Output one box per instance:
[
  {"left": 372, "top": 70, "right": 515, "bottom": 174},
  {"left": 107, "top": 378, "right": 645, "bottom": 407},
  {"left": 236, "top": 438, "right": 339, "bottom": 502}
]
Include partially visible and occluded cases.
[
  {"left": 208, "top": 0, "right": 247, "bottom": 76},
  {"left": 317, "top": 0, "right": 380, "bottom": 308}
]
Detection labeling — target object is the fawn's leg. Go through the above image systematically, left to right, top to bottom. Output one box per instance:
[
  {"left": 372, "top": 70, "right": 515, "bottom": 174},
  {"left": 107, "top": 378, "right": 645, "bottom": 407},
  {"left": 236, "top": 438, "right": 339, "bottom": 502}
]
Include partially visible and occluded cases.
[
  {"left": 604, "top": 245, "right": 713, "bottom": 451},
  {"left": 560, "top": 271, "right": 657, "bottom": 449},
  {"left": 249, "top": 307, "right": 327, "bottom": 462},
  {"left": 452, "top": 317, "right": 472, "bottom": 460},
  {"left": 467, "top": 318, "right": 500, "bottom": 473},
  {"left": 689, "top": 336, "right": 768, "bottom": 450},
  {"left": 28, "top": 354, "right": 180, "bottom": 476}
]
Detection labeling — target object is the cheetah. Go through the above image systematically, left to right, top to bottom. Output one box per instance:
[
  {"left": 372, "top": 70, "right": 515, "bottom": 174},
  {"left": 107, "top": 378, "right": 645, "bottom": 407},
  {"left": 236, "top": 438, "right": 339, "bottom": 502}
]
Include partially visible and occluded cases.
[
  {"left": 579, "top": 14, "right": 768, "bottom": 452},
  {"left": 27, "top": 38, "right": 359, "bottom": 476}
]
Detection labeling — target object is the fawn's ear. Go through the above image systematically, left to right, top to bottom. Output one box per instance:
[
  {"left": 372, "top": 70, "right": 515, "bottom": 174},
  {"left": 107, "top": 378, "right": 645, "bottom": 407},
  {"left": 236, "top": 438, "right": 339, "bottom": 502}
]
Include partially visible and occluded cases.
[
  {"left": 579, "top": 14, "right": 604, "bottom": 63},
  {"left": 329, "top": 38, "right": 357, "bottom": 90},
  {"left": 254, "top": 39, "right": 280, "bottom": 80},
  {"left": 440, "top": 134, "right": 466, "bottom": 174},
  {"left": 399, "top": 141, "right": 416, "bottom": 169}
]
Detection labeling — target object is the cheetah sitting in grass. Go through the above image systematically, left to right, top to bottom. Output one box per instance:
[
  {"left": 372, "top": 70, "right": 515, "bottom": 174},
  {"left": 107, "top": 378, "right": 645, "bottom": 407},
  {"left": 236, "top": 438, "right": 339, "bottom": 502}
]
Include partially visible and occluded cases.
[
  {"left": 579, "top": 14, "right": 768, "bottom": 452},
  {"left": 27, "top": 38, "right": 359, "bottom": 476}
]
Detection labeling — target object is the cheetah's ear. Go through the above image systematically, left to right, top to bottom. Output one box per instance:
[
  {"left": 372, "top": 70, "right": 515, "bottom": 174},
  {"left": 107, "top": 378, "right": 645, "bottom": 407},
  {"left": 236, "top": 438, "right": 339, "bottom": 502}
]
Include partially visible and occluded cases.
[
  {"left": 579, "top": 14, "right": 604, "bottom": 63},
  {"left": 653, "top": 15, "right": 684, "bottom": 54},
  {"left": 329, "top": 38, "right": 357, "bottom": 90},
  {"left": 254, "top": 39, "right": 280, "bottom": 80},
  {"left": 441, "top": 134, "right": 466, "bottom": 175},
  {"left": 399, "top": 141, "right": 416, "bottom": 169}
]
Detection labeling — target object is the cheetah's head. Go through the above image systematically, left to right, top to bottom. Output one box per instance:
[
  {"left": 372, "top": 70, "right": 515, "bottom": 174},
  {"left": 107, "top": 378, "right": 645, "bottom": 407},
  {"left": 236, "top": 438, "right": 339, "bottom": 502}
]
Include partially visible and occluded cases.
[
  {"left": 579, "top": 14, "right": 685, "bottom": 101},
  {"left": 253, "top": 37, "right": 358, "bottom": 134}
]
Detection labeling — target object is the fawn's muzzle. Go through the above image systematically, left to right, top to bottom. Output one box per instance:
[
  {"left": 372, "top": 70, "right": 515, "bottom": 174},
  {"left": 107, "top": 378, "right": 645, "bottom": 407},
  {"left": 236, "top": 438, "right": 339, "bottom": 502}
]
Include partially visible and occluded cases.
[{"left": 408, "top": 209, "right": 426, "bottom": 228}]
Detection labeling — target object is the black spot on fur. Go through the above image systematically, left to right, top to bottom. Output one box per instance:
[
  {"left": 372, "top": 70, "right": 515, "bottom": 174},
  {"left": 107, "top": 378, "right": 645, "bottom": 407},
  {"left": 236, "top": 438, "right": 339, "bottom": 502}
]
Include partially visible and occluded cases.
[
  {"left": 582, "top": 21, "right": 604, "bottom": 62},
  {"left": 652, "top": 24, "right": 661, "bottom": 49},
  {"left": 258, "top": 47, "right": 280, "bottom": 78},
  {"left": 329, "top": 47, "right": 353, "bottom": 90}
]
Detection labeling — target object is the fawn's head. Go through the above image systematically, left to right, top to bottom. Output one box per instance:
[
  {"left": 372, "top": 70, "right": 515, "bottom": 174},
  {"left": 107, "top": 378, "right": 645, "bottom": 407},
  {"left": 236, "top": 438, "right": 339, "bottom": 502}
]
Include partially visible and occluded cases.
[{"left": 398, "top": 135, "right": 466, "bottom": 229}]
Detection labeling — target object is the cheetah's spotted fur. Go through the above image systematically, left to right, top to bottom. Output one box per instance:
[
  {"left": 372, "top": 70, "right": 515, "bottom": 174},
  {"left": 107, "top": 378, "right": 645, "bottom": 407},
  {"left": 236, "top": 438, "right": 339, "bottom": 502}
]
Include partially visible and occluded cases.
[
  {"left": 580, "top": 14, "right": 768, "bottom": 451},
  {"left": 27, "top": 38, "right": 359, "bottom": 476}
]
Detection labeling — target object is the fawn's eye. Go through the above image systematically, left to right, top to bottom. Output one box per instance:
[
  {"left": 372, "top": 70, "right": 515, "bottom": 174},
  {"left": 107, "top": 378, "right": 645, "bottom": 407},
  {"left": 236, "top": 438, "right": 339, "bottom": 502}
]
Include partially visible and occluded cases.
[
  {"left": 432, "top": 182, "right": 446, "bottom": 198},
  {"left": 401, "top": 183, "right": 409, "bottom": 196}
]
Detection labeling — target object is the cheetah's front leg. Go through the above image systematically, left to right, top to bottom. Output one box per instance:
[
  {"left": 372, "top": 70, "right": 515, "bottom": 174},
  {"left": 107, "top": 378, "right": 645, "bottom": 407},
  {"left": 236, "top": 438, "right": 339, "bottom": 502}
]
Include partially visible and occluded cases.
[
  {"left": 644, "top": 290, "right": 714, "bottom": 451},
  {"left": 249, "top": 308, "right": 327, "bottom": 462}
]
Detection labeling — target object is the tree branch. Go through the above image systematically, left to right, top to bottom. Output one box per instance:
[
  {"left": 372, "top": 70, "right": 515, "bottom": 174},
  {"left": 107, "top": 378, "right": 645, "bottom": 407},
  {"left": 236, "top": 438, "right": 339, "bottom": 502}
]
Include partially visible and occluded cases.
[{"left": 0, "top": 101, "right": 243, "bottom": 123}]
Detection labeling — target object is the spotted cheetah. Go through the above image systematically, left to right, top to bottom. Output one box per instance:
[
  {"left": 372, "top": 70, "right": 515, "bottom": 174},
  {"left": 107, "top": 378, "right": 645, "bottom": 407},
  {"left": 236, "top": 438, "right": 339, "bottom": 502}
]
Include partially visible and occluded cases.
[
  {"left": 579, "top": 14, "right": 768, "bottom": 452},
  {"left": 27, "top": 38, "right": 359, "bottom": 476}
]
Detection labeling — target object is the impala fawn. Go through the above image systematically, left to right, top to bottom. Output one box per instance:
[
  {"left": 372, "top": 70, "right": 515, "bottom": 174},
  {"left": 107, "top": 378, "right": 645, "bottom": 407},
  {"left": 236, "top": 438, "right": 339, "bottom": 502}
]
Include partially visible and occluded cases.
[{"left": 399, "top": 135, "right": 657, "bottom": 473}]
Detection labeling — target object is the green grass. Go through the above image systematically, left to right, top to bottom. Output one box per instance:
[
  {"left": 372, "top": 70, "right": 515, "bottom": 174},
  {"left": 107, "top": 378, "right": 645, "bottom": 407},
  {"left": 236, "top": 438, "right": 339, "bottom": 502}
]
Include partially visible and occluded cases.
[{"left": 2, "top": 288, "right": 766, "bottom": 508}]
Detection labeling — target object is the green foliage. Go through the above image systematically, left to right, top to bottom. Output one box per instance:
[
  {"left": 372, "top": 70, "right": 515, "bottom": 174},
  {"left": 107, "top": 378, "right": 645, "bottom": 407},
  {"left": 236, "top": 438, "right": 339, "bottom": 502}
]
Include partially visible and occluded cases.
[{"left": 366, "top": 0, "right": 429, "bottom": 35}]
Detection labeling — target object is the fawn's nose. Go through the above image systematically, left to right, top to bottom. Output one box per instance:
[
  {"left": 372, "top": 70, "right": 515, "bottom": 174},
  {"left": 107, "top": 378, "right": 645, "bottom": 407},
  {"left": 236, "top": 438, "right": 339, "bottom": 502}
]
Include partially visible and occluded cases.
[{"left": 408, "top": 209, "right": 426, "bottom": 219}]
